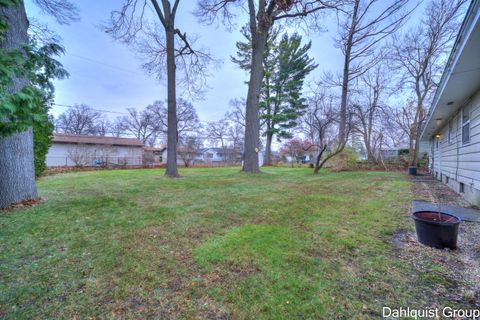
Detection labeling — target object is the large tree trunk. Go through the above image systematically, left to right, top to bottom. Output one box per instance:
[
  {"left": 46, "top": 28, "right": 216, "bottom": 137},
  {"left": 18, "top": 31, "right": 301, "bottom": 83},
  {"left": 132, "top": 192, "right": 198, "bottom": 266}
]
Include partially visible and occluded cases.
[
  {"left": 339, "top": 0, "right": 359, "bottom": 144},
  {"left": 0, "top": 1, "right": 38, "bottom": 209},
  {"left": 164, "top": 24, "right": 179, "bottom": 177},
  {"left": 243, "top": 30, "right": 268, "bottom": 173},
  {"left": 339, "top": 57, "right": 350, "bottom": 144},
  {"left": 409, "top": 93, "right": 423, "bottom": 167},
  {"left": 412, "top": 117, "right": 423, "bottom": 168},
  {"left": 408, "top": 127, "right": 415, "bottom": 165},
  {"left": 363, "top": 131, "right": 377, "bottom": 164},
  {"left": 264, "top": 132, "right": 273, "bottom": 166},
  {"left": 313, "top": 146, "right": 327, "bottom": 174}
]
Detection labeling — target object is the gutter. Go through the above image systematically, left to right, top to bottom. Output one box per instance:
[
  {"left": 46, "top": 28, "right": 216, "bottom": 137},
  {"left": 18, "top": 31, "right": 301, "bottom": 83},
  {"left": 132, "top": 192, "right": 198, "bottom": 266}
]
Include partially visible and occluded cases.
[{"left": 420, "top": 0, "right": 480, "bottom": 140}]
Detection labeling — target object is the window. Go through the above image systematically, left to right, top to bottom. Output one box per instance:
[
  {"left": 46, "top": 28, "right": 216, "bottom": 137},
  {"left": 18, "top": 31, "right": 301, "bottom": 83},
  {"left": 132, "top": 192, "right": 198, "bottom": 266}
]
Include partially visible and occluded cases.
[
  {"left": 462, "top": 104, "right": 471, "bottom": 144},
  {"left": 448, "top": 120, "right": 453, "bottom": 144},
  {"left": 460, "top": 182, "right": 465, "bottom": 193}
]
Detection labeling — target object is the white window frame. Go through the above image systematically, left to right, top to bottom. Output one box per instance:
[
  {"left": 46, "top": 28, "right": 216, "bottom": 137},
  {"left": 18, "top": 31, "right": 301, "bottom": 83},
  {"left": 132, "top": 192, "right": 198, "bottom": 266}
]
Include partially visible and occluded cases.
[{"left": 462, "top": 104, "right": 471, "bottom": 144}]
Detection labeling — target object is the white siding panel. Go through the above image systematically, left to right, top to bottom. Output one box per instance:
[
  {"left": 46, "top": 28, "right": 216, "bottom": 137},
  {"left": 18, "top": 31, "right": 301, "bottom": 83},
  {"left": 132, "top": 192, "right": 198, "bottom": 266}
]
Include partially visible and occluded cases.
[
  {"left": 430, "top": 88, "right": 480, "bottom": 205},
  {"left": 46, "top": 143, "right": 143, "bottom": 167}
]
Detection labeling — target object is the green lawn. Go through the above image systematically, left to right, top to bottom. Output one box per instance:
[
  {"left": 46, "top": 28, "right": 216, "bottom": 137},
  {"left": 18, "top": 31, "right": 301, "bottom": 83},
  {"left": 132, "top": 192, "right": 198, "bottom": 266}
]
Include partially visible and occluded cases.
[{"left": 0, "top": 168, "right": 446, "bottom": 318}]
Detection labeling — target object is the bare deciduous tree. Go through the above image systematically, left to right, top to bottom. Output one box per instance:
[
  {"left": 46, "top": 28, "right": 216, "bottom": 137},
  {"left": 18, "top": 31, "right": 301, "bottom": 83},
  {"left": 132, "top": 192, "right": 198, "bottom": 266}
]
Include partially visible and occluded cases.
[
  {"left": 106, "top": 0, "right": 213, "bottom": 177},
  {"left": 197, "top": 0, "right": 340, "bottom": 173},
  {"left": 327, "top": 0, "right": 413, "bottom": 144},
  {"left": 390, "top": 0, "right": 466, "bottom": 167},
  {"left": 351, "top": 65, "right": 388, "bottom": 163},
  {"left": 302, "top": 90, "right": 351, "bottom": 173},
  {"left": 225, "top": 98, "right": 246, "bottom": 127},
  {"left": 147, "top": 99, "right": 202, "bottom": 140},
  {"left": 55, "top": 104, "right": 104, "bottom": 135},
  {"left": 381, "top": 104, "right": 410, "bottom": 148},
  {"left": 121, "top": 107, "right": 162, "bottom": 146},
  {"left": 109, "top": 117, "right": 126, "bottom": 138},
  {"left": 93, "top": 119, "right": 111, "bottom": 137},
  {"left": 206, "top": 119, "right": 230, "bottom": 162},
  {"left": 226, "top": 119, "right": 244, "bottom": 154},
  {"left": 177, "top": 135, "right": 203, "bottom": 167}
]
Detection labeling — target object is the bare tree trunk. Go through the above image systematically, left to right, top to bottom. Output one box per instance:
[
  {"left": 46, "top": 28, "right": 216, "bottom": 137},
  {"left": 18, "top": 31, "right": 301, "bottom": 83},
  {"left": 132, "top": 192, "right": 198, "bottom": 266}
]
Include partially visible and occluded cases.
[
  {"left": 339, "top": 0, "right": 359, "bottom": 144},
  {"left": 0, "top": 1, "right": 38, "bottom": 209},
  {"left": 164, "top": 24, "right": 179, "bottom": 177},
  {"left": 243, "top": 30, "right": 268, "bottom": 173},
  {"left": 339, "top": 58, "right": 350, "bottom": 144},
  {"left": 409, "top": 95, "right": 423, "bottom": 167},
  {"left": 412, "top": 117, "right": 423, "bottom": 167},
  {"left": 408, "top": 127, "right": 415, "bottom": 165},
  {"left": 364, "top": 130, "right": 377, "bottom": 164},
  {"left": 264, "top": 132, "right": 273, "bottom": 166},
  {"left": 364, "top": 139, "right": 376, "bottom": 163},
  {"left": 313, "top": 142, "right": 348, "bottom": 174},
  {"left": 313, "top": 147, "right": 327, "bottom": 174}
]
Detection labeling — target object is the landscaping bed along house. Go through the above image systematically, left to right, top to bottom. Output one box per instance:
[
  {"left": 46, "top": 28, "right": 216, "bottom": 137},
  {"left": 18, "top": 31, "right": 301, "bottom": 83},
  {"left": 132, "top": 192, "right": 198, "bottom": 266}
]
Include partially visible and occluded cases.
[{"left": 1, "top": 167, "right": 479, "bottom": 319}]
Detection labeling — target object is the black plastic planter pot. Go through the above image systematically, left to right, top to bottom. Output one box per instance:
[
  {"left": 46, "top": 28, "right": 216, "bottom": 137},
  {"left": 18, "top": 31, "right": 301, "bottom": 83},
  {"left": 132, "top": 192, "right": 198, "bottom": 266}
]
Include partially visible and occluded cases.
[
  {"left": 408, "top": 166, "right": 417, "bottom": 175},
  {"left": 412, "top": 211, "right": 461, "bottom": 249}
]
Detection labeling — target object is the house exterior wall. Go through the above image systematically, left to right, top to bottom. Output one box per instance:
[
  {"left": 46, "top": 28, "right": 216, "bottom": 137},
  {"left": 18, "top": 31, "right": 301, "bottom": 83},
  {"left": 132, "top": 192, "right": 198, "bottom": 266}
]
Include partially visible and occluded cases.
[
  {"left": 430, "top": 88, "right": 480, "bottom": 205},
  {"left": 46, "top": 143, "right": 143, "bottom": 167},
  {"left": 160, "top": 149, "right": 184, "bottom": 165},
  {"left": 161, "top": 149, "right": 263, "bottom": 167},
  {"left": 202, "top": 150, "right": 223, "bottom": 162}
]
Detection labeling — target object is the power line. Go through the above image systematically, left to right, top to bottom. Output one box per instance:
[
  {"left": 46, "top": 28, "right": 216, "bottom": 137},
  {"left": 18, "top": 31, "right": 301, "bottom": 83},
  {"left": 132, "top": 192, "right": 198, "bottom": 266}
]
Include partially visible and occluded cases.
[
  {"left": 62, "top": 52, "right": 243, "bottom": 102},
  {"left": 65, "top": 52, "right": 143, "bottom": 76},
  {"left": 51, "top": 103, "right": 233, "bottom": 126},
  {"left": 52, "top": 103, "right": 130, "bottom": 115}
]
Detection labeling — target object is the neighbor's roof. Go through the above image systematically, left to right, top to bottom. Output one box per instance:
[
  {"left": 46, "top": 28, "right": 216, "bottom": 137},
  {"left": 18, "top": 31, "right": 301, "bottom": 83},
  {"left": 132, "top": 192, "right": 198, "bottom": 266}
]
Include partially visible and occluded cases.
[
  {"left": 420, "top": 0, "right": 480, "bottom": 141},
  {"left": 52, "top": 133, "right": 144, "bottom": 147},
  {"left": 143, "top": 146, "right": 166, "bottom": 152}
]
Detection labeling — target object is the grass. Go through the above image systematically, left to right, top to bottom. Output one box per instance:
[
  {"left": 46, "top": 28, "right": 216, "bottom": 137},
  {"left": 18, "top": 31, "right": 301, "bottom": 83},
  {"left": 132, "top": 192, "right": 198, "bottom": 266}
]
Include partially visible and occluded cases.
[{"left": 0, "top": 167, "right": 451, "bottom": 318}]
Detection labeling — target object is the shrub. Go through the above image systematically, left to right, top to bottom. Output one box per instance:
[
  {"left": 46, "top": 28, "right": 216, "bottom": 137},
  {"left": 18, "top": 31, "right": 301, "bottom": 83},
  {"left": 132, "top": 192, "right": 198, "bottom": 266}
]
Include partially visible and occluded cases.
[
  {"left": 33, "top": 115, "right": 54, "bottom": 177},
  {"left": 328, "top": 147, "right": 359, "bottom": 171}
]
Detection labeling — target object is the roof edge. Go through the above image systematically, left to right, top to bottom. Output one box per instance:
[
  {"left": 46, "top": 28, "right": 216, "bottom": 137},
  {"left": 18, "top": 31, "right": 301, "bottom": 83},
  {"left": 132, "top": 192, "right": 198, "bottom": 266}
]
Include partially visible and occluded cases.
[{"left": 420, "top": 0, "right": 480, "bottom": 140}]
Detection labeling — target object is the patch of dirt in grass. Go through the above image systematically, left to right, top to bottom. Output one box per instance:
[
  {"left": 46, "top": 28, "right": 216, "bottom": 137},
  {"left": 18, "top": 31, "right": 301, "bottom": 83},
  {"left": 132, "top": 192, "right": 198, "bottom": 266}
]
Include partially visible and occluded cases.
[
  {"left": 394, "top": 177, "right": 480, "bottom": 307},
  {"left": 0, "top": 198, "right": 43, "bottom": 213},
  {"left": 110, "top": 224, "right": 235, "bottom": 319}
]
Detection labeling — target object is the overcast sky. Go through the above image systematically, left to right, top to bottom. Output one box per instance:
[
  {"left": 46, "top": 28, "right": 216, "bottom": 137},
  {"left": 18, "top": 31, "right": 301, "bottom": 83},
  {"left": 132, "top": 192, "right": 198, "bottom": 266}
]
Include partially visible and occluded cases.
[{"left": 25, "top": 0, "right": 423, "bottom": 124}]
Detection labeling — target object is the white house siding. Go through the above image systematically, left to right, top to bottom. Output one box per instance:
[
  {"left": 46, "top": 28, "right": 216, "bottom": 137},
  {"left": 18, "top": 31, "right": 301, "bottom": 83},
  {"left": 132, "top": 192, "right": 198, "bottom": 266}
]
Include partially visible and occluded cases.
[
  {"left": 430, "top": 89, "right": 480, "bottom": 205},
  {"left": 46, "top": 143, "right": 143, "bottom": 167},
  {"left": 160, "top": 149, "right": 185, "bottom": 165}
]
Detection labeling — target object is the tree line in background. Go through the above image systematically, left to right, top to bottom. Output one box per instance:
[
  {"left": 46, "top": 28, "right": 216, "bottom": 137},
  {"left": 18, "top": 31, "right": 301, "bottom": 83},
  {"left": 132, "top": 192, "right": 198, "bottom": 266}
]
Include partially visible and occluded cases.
[
  {"left": 0, "top": 0, "right": 468, "bottom": 208},
  {"left": 277, "top": 0, "right": 466, "bottom": 173},
  {"left": 53, "top": 101, "right": 245, "bottom": 155}
]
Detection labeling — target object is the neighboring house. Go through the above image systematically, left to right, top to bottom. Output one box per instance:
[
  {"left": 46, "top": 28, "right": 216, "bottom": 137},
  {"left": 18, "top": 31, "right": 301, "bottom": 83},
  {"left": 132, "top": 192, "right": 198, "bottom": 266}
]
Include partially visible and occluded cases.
[
  {"left": 420, "top": 0, "right": 480, "bottom": 206},
  {"left": 46, "top": 133, "right": 144, "bottom": 167},
  {"left": 143, "top": 146, "right": 165, "bottom": 165},
  {"left": 379, "top": 146, "right": 409, "bottom": 160},
  {"left": 161, "top": 147, "right": 264, "bottom": 167},
  {"left": 161, "top": 147, "right": 244, "bottom": 165},
  {"left": 160, "top": 148, "right": 188, "bottom": 165},
  {"left": 199, "top": 148, "right": 241, "bottom": 163},
  {"left": 200, "top": 148, "right": 225, "bottom": 162},
  {"left": 379, "top": 148, "right": 403, "bottom": 160},
  {"left": 284, "top": 154, "right": 312, "bottom": 164}
]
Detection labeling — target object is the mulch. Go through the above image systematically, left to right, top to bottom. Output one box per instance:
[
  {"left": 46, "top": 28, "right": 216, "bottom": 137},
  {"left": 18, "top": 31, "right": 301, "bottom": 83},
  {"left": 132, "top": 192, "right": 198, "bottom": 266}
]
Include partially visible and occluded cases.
[{"left": 0, "top": 198, "right": 43, "bottom": 213}]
